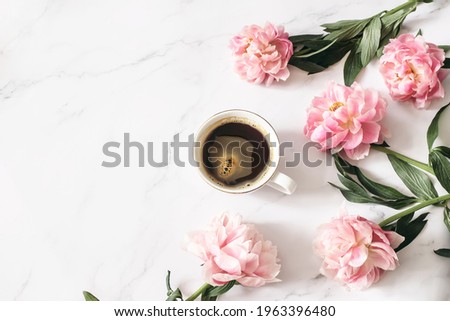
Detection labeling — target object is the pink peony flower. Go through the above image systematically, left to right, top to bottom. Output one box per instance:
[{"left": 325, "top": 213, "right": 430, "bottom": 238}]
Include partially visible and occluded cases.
[
  {"left": 229, "top": 22, "right": 293, "bottom": 86},
  {"left": 380, "top": 33, "right": 446, "bottom": 109},
  {"left": 304, "top": 82, "right": 387, "bottom": 160},
  {"left": 184, "top": 213, "right": 281, "bottom": 287},
  {"left": 313, "top": 213, "right": 404, "bottom": 290}
]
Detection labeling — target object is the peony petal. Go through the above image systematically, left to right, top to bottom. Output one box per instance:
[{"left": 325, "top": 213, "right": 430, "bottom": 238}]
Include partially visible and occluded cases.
[
  {"left": 361, "top": 122, "right": 381, "bottom": 144},
  {"left": 342, "top": 130, "right": 363, "bottom": 149},
  {"left": 344, "top": 143, "right": 370, "bottom": 160},
  {"left": 384, "top": 231, "right": 405, "bottom": 250},
  {"left": 348, "top": 245, "right": 369, "bottom": 267},
  {"left": 368, "top": 247, "right": 397, "bottom": 270},
  {"left": 254, "top": 252, "right": 281, "bottom": 280},
  {"left": 214, "top": 253, "right": 242, "bottom": 275},
  {"left": 203, "top": 260, "right": 227, "bottom": 286},
  {"left": 212, "top": 272, "right": 241, "bottom": 283},
  {"left": 238, "top": 276, "right": 266, "bottom": 287}
]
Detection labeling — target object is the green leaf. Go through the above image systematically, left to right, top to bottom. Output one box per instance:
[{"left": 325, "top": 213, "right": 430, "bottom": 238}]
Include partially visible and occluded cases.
[
  {"left": 285, "top": 1, "right": 426, "bottom": 77},
  {"left": 391, "top": 7, "right": 410, "bottom": 33},
  {"left": 380, "top": 9, "right": 408, "bottom": 33},
  {"left": 376, "top": 10, "right": 406, "bottom": 57},
  {"left": 360, "top": 15, "right": 382, "bottom": 66},
  {"left": 377, "top": 16, "right": 404, "bottom": 57},
  {"left": 324, "top": 18, "right": 371, "bottom": 42},
  {"left": 322, "top": 19, "right": 362, "bottom": 31},
  {"left": 376, "top": 29, "right": 396, "bottom": 57},
  {"left": 416, "top": 29, "right": 423, "bottom": 36},
  {"left": 289, "top": 34, "right": 323, "bottom": 44},
  {"left": 298, "top": 39, "right": 335, "bottom": 51},
  {"left": 295, "top": 40, "right": 337, "bottom": 58},
  {"left": 306, "top": 40, "right": 355, "bottom": 68},
  {"left": 344, "top": 44, "right": 363, "bottom": 86},
  {"left": 438, "top": 45, "right": 450, "bottom": 52},
  {"left": 288, "top": 57, "right": 326, "bottom": 74},
  {"left": 444, "top": 58, "right": 450, "bottom": 69},
  {"left": 426, "top": 102, "right": 450, "bottom": 150},
  {"left": 372, "top": 141, "right": 390, "bottom": 148},
  {"left": 434, "top": 146, "right": 450, "bottom": 158},
  {"left": 429, "top": 151, "right": 450, "bottom": 193},
  {"left": 333, "top": 154, "right": 357, "bottom": 176},
  {"left": 387, "top": 154, "right": 438, "bottom": 200},
  {"left": 333, "top": 155, "right": 418, "bottom": 209},
  {"left": 354, "top": 167, "right": 415, "bottom": 200},
  {"left": 337, "top": 174, "right": 368, "bottom": 197},
  {"left": 329, "top": 183, "right": 374, "bottom": 203},
  {"left": 331, "top": 183, "right": 417, "bottom": 209},
  {"left": 376, "top": 198, "right": 419, "bottom": 210},
  {"left": 444, "top": 206, "right": 450, "bottom": 232},
  {"left": 394, "top": 212, "right": 429, "bottom": 252},
  {"left": 396, "top": 213, "right": 414, "bottom": 229},
  {"left": 382, "top": 223, "right": 397, "bottom": 231},
  {"left": 434, "top": 248, "right": 450, "bottom": 258},
  {"left": 165, "top": 270, "right": 183, "bottom": 301},
  {"left": 206, "top": 280, "right": 236, "bottom": 297},
  {"left": 201, "top": 281, "right": 236, "bottom": 301},
  {"left": 166, "top": 288, "right": 183, "bottom": 301},
  {"left": 83, "top": 291, "right": 99, "bottom": 301},
  {"left": 201, "top": 293, "right": 218, "bottom": 301}
]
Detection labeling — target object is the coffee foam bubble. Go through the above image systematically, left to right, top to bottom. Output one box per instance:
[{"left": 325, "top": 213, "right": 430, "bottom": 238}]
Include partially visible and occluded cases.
[{"left": 208, "top": 136, "right": 253, "bottom": 184}]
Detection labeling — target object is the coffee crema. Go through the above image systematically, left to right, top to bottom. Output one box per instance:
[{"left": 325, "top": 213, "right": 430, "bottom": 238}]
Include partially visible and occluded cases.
[{"left": 201, "top": 121, "right": 270, "bottom": 187}]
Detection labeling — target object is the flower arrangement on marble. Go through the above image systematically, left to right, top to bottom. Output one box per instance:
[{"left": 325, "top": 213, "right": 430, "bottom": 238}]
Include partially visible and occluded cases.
[
  {"left": 229, "top": 0, "right": 450, "bottom": 289},
  {"left": 230, "top": 0, "right": 449, "bottom": 87},
  {"left": 82, "top": 1, "right": 450, "bottom": 299},
  {"left": 300, "top": 27, "right": 450, "bottom": 287},
  {"left": 297, "top": 29, "right": 450, "bottom": 283},
  {"left": 307, "top": 100, "right": 450, "bottom": 289},
  {"left": 83, "top": 213, "right": 281, "bottom": 301}
]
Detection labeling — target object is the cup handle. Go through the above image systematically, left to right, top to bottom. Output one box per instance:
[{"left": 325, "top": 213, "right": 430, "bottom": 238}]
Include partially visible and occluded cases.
[{"left": 267, "top": 171, "right": 297, "bottom": 195}]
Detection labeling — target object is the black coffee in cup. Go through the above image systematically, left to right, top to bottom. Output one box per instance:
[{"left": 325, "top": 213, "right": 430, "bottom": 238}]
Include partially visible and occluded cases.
[{"left": 201, "top": 121, "right": 270, "bottom": 186}]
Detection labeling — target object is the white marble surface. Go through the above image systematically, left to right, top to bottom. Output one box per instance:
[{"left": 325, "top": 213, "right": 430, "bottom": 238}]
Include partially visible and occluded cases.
[{"left": 0, "top": 0, "right": 449, "bottom": 301}]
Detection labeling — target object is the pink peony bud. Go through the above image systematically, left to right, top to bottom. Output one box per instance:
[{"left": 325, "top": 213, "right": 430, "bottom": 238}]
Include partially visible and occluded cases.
[
  {"left": 229, "top": 22, "right": 294, "bottom": 86},
  {"left": 379, "top": 33, "right": 446, "bottom": 109},
  {"left": 304, "top": 82, "right": 387, "bottom": 160},
  {"left": 184, "top": 213, "right": 281, "bottom": 287},
  {"left": 313, "top": 213, "right": 404, "bottom": 289}
]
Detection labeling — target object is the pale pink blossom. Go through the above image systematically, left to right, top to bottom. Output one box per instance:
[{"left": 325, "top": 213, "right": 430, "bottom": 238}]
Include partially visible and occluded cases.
[
  {"left": 229, "top": 22, "right": 293, "bottom": 86},
  {"left": 380, "top": 33, "right": 446, "bottom": 109},
  {"left": 304, "top": 82, "right": 387, "bottom": 160},
  {"left": 184, "top": 213, "right": 281, "bottom": 287},
  {"left": 313, "top": 213, "right": 404, "bottom": 289}
]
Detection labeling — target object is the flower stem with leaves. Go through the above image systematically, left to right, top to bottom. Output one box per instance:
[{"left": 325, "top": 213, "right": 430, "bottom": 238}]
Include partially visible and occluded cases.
[
  {"left": 289, "top": 0, "right": 433, "bottom": 85},
  {"left": 331, "top": 103, "right": 450, "bottom": 257},
  {"left": 371, "top": 145, "right": 434, "bottom": 175},
  {"left": 379, "top": 193, "right": 450, "bottom": 227},
  {"left": 165, "top": 271, "right": 236, "bottom": 301},
  {"left": 82, "top": 272, "right": 236, "bottom": 302},
  {"left": 185, "top": 283, "right": 211, "bottom": 301}
]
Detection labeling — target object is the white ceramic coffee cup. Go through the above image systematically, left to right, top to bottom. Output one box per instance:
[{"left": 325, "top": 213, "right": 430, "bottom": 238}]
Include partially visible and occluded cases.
[{"left": 194, "top": 109, "right": 297, "bottom": 195}]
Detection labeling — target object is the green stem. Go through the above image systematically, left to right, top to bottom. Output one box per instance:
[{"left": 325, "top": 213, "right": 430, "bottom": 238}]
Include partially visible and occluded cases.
[
  {"left": 385, "top": 0, "right": 417, "bottom": 16},
  {"left": 372, "top": 145, "right": 435, "bottom": 175},
  {"left": 379, "top": 193, "right": 450, "bottom": 227},
  {"left": 185, "top": 283, "right": 211, "bottom": 301}
]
